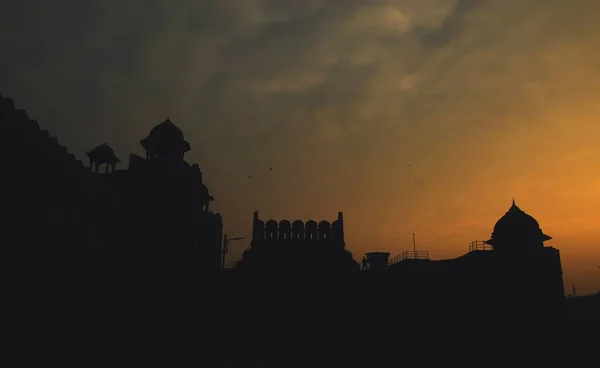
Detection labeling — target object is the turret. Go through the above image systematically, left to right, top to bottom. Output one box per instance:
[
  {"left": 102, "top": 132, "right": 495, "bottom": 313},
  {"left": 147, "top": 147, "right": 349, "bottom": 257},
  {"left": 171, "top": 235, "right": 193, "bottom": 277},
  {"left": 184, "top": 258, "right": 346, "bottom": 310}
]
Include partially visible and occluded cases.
[
  {"left": 140, "top": 118, "right": 191, "bottom": 162},
  {"left": 86, "top": 143, "right": 120, "bottom": 173},
  {"left": 485, "top": 199, "right": 551, "bottom": 252}
]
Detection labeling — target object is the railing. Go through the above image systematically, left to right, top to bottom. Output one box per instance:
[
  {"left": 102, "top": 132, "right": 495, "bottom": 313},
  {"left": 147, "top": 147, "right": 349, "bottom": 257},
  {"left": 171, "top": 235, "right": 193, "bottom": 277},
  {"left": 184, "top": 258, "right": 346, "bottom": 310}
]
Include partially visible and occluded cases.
[
  {"left": 469, "top": 240, "right": 492, "bottom": 252},
  {"left": 388, "top": 250, "right": 430, "bottom": 265}
]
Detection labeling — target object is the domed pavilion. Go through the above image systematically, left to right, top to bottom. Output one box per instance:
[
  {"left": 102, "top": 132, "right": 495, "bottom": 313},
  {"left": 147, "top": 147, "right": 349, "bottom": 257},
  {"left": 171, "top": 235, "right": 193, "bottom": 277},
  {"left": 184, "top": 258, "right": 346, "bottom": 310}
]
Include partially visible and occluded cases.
[
  {"left": 140, "top": 117, "right": 191, "bottom": 162},
  {"left": 86, "top": 143, "right": 120, "bottom": 173},
  {"left": 484, "top": 199, "right": 552, "bottom": 252}
]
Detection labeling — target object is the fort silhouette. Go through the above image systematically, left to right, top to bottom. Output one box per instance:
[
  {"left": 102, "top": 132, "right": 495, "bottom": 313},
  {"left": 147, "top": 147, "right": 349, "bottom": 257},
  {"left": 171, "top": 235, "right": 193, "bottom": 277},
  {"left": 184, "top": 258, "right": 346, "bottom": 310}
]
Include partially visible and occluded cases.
[
  {"left": 1, "top": 94, "right": 599, "bottom": 366},
  {"left": 236, "top": 211, "right": 359, "bottom": 272}
]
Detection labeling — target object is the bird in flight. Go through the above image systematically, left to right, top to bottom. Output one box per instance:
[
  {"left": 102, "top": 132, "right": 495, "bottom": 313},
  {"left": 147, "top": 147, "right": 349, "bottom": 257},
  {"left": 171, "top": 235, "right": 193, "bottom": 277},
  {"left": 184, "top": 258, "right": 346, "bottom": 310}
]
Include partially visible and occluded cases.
[{"left": 248, "top": 167, "right": 272, "bottom": 179}]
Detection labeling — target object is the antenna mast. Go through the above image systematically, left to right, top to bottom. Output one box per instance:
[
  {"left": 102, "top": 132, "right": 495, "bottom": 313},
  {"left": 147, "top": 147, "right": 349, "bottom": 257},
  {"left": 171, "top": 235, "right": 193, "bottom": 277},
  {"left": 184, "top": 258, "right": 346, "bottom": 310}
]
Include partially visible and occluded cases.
[{"left": 413, "top": 233, "right": 416, "bottom": 254}]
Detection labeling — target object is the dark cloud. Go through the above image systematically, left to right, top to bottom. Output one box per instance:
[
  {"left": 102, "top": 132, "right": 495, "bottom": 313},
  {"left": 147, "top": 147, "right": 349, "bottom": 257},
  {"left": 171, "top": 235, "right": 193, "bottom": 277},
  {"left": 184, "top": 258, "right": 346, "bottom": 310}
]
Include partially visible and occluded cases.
[
  {"left": 1, "top": 0, "right": 596, "bottom": 163},
  {"left": 413, "top": 0, "right": 479, "bottom": 50}
]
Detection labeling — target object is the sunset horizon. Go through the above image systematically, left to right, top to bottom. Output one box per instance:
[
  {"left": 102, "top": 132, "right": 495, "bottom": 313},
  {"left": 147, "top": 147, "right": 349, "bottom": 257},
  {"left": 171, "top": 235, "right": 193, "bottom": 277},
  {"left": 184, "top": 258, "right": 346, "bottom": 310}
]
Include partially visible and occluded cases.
[{"left": 2, "top": 0, "right": 600, "bottom": 295}]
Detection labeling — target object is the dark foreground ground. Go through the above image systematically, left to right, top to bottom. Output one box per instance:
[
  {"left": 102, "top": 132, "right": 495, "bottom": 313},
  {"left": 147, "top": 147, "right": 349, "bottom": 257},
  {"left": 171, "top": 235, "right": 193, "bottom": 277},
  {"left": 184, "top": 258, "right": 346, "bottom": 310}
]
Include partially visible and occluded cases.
[{"left": 2, "top": 272, "right": 600, "bottom": 367}]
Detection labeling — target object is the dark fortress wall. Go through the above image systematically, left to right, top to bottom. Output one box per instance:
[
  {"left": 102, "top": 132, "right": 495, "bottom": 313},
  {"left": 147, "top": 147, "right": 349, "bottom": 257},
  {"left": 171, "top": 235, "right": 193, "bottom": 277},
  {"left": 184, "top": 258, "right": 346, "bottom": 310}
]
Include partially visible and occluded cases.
[
  {"left": 0, "top": 95, "right": 223, "bottom": 287},
  {"left": 0, "top": 96, "right": 99, "bottom": 289},
  {"left": 112, "top": 160, "right": 223, "bottom": 273},
  {"left": 237, "top": 211, "right": 359, "bottom": 271},
  {"left": 382, "top": 247, "right": 564, "bottom": 304}
]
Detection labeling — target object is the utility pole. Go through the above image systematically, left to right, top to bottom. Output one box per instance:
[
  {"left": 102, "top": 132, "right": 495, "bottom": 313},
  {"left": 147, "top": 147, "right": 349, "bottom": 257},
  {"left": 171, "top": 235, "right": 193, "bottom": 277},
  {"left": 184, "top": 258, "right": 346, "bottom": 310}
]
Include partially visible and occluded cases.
[
  {"left": 413, "top": 233, "right": 416, "bottom": 255},
  {"left": 222, "top": 234, "right": 244, "bottom": 269}
]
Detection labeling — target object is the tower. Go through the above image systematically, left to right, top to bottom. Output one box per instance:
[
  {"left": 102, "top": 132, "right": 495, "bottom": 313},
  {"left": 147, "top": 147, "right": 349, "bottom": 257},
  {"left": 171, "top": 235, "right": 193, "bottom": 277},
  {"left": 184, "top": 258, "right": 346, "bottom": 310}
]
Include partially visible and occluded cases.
[{"left": 484, "top": 199, "right": 565, "bottom": 302}]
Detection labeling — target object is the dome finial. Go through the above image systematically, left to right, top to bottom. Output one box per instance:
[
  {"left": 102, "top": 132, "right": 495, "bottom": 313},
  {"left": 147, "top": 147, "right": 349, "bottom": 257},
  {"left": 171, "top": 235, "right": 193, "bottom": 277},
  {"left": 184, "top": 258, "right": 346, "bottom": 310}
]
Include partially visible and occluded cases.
[{"left": 512, "top": 197, "right": 515, "bottom": 206}]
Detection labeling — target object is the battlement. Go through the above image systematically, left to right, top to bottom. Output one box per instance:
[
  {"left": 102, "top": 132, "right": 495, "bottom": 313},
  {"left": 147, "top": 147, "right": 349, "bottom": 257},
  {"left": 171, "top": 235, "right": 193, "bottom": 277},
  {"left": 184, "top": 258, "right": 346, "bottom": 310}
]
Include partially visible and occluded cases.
[
  {"left": 1, "top": 94, "right": 224, "bottom": 273},
  {"left": 0, "top": 95, "right": 214, "bottom": 206},
  {"left": 0, "top": 96, "right": 85, "bottom": 172},
  {"left": 239, "top": 211, "right": 357, "bottom": 271},
  {"left": 251, "top": 211, "right": 345, "bottom": 244}
]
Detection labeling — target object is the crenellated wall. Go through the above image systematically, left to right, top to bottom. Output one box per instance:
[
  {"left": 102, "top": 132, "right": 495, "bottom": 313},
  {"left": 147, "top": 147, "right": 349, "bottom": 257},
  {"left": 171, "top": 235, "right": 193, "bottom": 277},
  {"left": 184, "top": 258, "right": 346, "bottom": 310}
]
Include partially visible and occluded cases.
[
  {"left": 0, "top": 94, "right": 224, "bottom": 282},
  {"left": 0, "top": 95, "right": 105, "bottom": 288},
  {"left": 1, "top": 95, "right": 86, "bottom": 173},
  {"left": 238, "top": 210, "right": 358, "bottom": 271},
  {"left": 251, "top": 211, "right": 345, "bottom": 244}
]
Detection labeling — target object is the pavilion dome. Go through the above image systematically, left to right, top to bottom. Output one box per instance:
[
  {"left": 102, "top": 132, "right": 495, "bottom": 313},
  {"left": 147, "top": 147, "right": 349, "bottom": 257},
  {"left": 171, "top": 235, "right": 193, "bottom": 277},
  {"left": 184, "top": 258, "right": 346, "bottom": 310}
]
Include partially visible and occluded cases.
[
  {"left": 140, "top": 117, "right": 191, "bottom": 158},
  {"left": 147, "top": 118, "right": 184, "bottom": 142},
  {"left": 86, "top": 143, "right": 120, "bottom": 163},
  {"left": 485, "top": 199, "right": 551, "bottom": 250},
  {"left": 493, "top": 200, "right": 540, "bottom": 234}
]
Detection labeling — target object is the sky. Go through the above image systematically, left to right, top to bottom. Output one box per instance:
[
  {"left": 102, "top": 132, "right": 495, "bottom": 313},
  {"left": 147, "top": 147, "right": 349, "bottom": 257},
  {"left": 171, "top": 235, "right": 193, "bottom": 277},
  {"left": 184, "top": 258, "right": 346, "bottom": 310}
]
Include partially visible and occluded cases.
[{"left": 2, "top": 0, "right": 600, "bottom": 294}]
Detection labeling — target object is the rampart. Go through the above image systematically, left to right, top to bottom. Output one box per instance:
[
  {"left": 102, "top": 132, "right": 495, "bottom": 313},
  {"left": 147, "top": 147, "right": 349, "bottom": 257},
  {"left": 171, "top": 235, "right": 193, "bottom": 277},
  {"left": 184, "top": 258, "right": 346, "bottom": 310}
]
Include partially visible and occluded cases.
[{"left": 0, "top": 94, "right": 223, "bottom": 289}]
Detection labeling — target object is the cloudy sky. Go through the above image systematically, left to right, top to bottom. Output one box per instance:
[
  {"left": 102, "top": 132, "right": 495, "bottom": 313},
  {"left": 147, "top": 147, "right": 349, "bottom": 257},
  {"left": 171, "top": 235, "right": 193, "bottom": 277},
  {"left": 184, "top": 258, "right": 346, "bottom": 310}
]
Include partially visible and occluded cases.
[{"left": 2, "top": 0, "right": 600, "bottom": 293}]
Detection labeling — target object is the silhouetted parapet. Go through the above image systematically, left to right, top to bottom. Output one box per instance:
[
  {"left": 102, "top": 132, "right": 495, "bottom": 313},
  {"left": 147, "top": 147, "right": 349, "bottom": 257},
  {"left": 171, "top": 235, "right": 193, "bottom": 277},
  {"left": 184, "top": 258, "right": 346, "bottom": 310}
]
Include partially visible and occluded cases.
[
  {"left": 140, "top": 118, "right": 191, "bottom": 162},
  {"left": 86, "top": 143, "right": 120, "bottom": 173},
  {"left": 484, "top": 199, "right": 552, "bottom": 252},
  {"left": 241, "top": 211, "right": 356, "bottom": 271},
  {"left": 250, "top": 211, "right": 345, "bottom": 245},
  {"left": 252, "top": 212, "right": 266, "bottom": 244},
  {"left": 331, "top": 212, "right": 345, "bottom": 243},
  {"left": 265, "top": 219, "right": 277, "bottom": 241},
  {"left": 278, "top": 220, "right": 291, "bottom": 240},
  {"left": 292, "top": 220, "right": 304, "bottom": 240},
  {"left": 305, "top": 220, "right": 317, "bottom": 240},
  {"left": 318, "top": 220, "right": 331, "bottom": 240}
]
